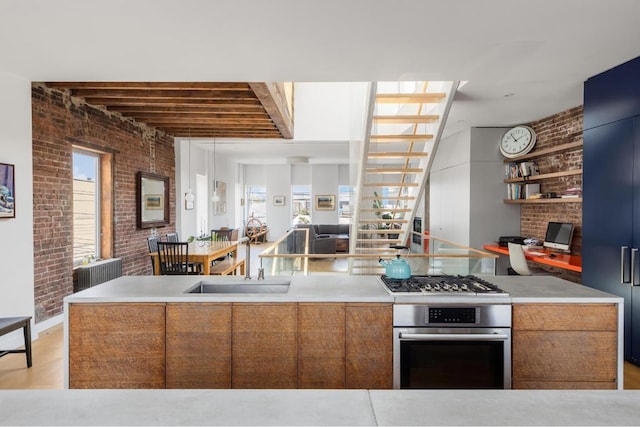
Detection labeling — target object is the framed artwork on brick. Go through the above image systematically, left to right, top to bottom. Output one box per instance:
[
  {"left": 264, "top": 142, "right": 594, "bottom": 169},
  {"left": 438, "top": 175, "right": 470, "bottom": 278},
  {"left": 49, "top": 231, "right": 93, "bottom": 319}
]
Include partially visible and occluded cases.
[
  {"left": 0, "top": 162, "right": 15, "bottom": 218},
  {"left": 136, "top": 171, "right": 170, "bottom": 229}
]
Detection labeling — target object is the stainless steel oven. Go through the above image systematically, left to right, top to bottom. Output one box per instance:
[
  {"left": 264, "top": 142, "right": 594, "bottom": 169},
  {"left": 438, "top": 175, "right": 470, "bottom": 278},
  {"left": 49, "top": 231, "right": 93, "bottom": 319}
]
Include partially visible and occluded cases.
[{"left": 393, "top": 303, "right": 511, "bottom": 389}]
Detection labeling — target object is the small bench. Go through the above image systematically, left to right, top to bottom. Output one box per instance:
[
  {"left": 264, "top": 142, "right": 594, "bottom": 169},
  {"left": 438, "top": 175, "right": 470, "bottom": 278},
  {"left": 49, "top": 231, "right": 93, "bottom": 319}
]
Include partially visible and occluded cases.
[
  {"left": 210, "top": 259, "right": 246, "bottom": 276},
  {"left": 0, "top": 316, "right": 32, "bottom": 368}
]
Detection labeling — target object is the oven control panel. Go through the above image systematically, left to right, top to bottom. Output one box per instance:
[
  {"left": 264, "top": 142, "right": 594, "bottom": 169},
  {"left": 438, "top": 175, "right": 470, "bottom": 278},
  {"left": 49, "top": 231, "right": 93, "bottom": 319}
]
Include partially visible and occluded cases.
[{"left": 427, "top": 307, "right": 477, "bottom": 324}]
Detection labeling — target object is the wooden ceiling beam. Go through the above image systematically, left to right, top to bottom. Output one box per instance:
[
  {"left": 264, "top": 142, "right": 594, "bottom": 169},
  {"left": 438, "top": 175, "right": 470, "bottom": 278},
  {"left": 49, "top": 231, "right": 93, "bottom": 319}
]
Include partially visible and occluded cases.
[
  {"left": 44, "top": 81, "right": 292, "bottom": 139},
  {"left": 46, "top": 82, "right": 251, "bottom": 90},
  {"left": 249, "top": 83, "right": 294, "bottom": 139},
  {"left": 74, "top": 89, "right": 258, "bottom": 99},
  {"left": 92, "top": 98, "right": 264, "bottom": 107},
  {"left": 115, "top": 106, "right": 266, "bottom": 113},
  {"left": 122, "top": 112, "right": 272, "bottom": 120},
  {"left": 144, "top": 122, "right": 277, "bottom": 129},
  {"left": 167, "top": 130, "right": 283, "bottom": 138}
]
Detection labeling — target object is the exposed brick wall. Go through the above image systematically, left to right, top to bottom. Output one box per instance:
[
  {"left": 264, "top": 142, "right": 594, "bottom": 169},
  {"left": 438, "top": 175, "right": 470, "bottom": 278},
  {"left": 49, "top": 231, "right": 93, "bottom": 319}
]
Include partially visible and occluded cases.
[
  {"left": 31, "top": 83, "right": 176, "bottom": 322},
  {"left": 521, "top": 106, "right": 583, "bottom": 283}
]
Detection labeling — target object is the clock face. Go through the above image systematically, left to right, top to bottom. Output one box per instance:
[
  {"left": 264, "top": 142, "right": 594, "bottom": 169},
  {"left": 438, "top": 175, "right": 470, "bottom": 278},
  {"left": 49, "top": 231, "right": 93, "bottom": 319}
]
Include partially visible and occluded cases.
[{"left": 500, "top": 126, "right": 536, "bottom": 158}]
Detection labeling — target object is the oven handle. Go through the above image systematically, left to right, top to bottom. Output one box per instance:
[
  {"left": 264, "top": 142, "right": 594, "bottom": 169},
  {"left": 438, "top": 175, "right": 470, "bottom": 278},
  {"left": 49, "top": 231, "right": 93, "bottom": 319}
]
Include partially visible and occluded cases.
[{"left": 399, "top": 332, "right": 509, "bottom": 341}]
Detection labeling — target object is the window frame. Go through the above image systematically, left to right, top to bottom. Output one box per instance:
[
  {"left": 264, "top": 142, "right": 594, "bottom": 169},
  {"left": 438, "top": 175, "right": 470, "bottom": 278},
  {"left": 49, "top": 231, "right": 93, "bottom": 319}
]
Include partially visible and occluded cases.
[{"left": 72, "top": 146, "right": 113, "bottom": 265}]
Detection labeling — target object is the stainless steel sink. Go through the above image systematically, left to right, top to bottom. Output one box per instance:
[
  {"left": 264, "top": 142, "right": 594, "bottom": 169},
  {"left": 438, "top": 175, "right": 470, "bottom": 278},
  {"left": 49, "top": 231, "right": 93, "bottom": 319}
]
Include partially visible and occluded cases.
[{"left": 185, "top": 281, "right": 291, "bottom": 294}]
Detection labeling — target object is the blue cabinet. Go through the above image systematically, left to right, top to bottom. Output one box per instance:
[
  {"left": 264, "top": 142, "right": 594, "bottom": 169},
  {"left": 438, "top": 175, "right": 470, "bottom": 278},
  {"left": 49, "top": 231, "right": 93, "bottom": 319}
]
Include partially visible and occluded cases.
[
  {"left": 583, "top": 54, "right": 640, "bottom": 365},
  {"left": 584, "top": 56, "right": 640, "bottom": 130},
  {"left": 583, "top": 118, "right": 635, "bottom": 362}
]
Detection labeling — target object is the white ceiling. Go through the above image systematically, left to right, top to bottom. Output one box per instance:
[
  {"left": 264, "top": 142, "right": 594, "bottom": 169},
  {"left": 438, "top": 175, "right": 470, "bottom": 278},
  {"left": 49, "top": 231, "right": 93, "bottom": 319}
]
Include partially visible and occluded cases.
[{"left": 2, "top": 0, "right": 640, "bottom": 163}]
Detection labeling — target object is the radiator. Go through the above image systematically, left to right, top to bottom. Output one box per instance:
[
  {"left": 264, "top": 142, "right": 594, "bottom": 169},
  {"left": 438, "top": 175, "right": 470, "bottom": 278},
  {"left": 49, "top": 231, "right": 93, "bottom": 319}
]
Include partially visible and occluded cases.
[{"left": 76, "top": 258, "right": 123, "bottom": 291}]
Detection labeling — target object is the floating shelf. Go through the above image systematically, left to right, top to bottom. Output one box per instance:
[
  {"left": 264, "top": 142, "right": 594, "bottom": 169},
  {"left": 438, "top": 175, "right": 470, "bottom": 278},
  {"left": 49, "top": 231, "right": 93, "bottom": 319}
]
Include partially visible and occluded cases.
[
  {"left": 503, "top": 140, "right": 583, "bottom": 163},
  {"left": 504, "top": 169, "right": 583, "bottom": 183},
  {"left": 503, "top": 198, "right": 582, "bottom": 204}
]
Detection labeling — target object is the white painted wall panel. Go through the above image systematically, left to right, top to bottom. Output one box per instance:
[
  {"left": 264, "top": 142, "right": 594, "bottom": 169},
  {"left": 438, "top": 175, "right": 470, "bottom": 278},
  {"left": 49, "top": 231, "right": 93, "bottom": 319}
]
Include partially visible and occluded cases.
[
  {"left": 0, "top": 70, "right": 35, "bottom": 347},
  {"left": 294, "top": 83, "right": 351, "bottom": 141},
  {"left": 266, "top": 165, "right": 292, "bottom": 239}
]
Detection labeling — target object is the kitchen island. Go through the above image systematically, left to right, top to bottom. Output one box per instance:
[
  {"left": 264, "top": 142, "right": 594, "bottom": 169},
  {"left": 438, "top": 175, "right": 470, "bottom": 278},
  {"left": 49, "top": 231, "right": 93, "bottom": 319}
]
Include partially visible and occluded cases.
[{"left": 63, "top": 274, "right": 623, "bottom": 390}]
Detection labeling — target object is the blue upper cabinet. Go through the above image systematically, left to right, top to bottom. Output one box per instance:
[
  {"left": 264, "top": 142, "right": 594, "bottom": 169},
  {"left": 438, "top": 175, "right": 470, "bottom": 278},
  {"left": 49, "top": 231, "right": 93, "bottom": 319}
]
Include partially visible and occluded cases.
[{"left": 584, "top": 56, "right": 640, "bottom": 130}]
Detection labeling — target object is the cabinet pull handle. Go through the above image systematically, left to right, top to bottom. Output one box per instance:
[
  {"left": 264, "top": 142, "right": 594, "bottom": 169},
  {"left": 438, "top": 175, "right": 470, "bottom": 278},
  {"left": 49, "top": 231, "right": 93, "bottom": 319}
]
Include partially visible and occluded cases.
[
  {"left": 622, "top": 246, "right": 630, "bottom": 284},
  {"left": 633, "top": 248, "right": 639, "bottom": 286}
]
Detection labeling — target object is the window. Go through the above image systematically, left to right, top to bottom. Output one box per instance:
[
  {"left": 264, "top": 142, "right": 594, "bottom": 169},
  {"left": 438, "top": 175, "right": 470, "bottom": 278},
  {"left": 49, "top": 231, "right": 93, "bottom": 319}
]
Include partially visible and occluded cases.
[
  {"left": 72, "top": 147, "right": 113, "bottom": 266},
  {"left": 73, "top": 149, "right": 100, "bottom": 263},
  {"left": 246, "top": 185, "right": 267, "bottom": 224},
  {"left": 291, "top": 185, "right": 311, "bottom": 225},
  {"left": 338, "top": 185, "right": 353, "bottom": 224}
]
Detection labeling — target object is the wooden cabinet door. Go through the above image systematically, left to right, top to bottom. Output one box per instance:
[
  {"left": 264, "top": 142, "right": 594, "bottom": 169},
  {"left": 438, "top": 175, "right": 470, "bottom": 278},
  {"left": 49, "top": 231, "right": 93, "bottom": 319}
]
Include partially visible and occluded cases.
[
  {"left": 68, "top": 303, "right": 166, "bottom": 389},
  {"left": 166, "top": 303, "right": 232, "bottom": 388},
  {"left": 232, "top": 303, "right": 297, "bottom": 388},
  {"left": 298, "top": 303, "right": 345, "bottom": 388},
  {"left": 345, "top": 303, "right": 392, "bottom": 389},
  {"left": 512, "top": 304, "right": 618, "bottom": 389}
]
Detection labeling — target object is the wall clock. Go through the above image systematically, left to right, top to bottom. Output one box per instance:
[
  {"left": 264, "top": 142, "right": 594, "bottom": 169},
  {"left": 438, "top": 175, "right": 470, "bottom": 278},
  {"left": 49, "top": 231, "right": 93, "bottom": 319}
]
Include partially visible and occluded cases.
[{"left": 500, "top": 125, "right": 537, "bottom": 158}]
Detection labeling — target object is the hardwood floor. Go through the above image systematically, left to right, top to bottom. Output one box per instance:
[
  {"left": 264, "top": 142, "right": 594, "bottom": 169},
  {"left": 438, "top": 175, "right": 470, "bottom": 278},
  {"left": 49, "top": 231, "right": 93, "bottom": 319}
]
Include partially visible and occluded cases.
[
  {"left": 1, "top": 322, "right": 640, "bottom": 389},
  {"left": 0, "top": 323, "right": 63, "bottom": 389}
]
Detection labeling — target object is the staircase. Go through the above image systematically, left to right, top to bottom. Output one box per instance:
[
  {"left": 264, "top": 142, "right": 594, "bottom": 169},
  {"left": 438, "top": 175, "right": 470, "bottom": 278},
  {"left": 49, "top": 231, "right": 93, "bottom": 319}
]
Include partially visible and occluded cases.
[{"left": 349, "top": 81, "right": 458, "bottom": 274}]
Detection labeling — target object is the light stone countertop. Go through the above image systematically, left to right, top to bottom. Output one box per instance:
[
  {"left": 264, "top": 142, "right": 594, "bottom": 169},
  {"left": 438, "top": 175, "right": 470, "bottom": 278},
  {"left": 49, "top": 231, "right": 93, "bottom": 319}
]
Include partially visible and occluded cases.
[
  {"left": 63, "top": 274, "right": 623, "bottom": 305},
  {"left": 63, "top": 274, "right": 394, "bottom": 304},
  {"left": 489, "top": 275, "right": 624, "bottom": 303},
  {"left": 2, "top": 389, "right": 640, "bottom": 426}
]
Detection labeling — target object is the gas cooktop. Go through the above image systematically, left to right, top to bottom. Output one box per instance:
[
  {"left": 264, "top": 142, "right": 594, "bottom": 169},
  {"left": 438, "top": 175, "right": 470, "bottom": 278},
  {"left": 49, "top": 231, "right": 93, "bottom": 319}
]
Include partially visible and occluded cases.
[{"left": 380, "top": 275, "right": 508, "bottom": 296}]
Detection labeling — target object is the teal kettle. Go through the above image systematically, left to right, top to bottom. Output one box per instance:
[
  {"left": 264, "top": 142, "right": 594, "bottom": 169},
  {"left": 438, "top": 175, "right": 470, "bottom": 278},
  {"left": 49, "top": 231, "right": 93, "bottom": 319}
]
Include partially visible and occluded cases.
[{"left": 379, "top": 254, "right": 411, "bottom": 279}]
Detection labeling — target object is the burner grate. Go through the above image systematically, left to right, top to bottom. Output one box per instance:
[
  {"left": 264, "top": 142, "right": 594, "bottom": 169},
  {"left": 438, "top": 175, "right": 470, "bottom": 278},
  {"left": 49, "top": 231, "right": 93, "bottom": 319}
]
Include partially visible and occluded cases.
[{"left": 381, "top": 275, "right": 507, "bottom": 295}]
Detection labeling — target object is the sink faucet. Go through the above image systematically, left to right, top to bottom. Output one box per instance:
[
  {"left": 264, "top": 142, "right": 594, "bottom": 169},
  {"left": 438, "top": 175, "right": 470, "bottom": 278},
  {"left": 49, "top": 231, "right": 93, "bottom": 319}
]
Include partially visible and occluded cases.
[
  {"left": 239, "top": 236, "right": 264, "bottom": 280},
  {"left": 240, "top": 237, "right": 251, "bottom": 280}
]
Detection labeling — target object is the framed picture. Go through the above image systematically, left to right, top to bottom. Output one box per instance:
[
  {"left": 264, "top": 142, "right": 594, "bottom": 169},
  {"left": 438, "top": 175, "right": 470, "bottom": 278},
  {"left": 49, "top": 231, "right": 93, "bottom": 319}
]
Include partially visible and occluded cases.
[
  {"left": 0, "top": 162, "right": 15, "bottom": 218},
  {"left": 136, "top": 171, "right": 170, "bottom": 229},
  {"left": 144, "top": 194, "right": 163, "bottom": 209},
  {"left": 316, "top": 194, "right": 336, "bottom": 211},
  {"left": 273, "top": 195, "right": 285, "bottom": 206}
]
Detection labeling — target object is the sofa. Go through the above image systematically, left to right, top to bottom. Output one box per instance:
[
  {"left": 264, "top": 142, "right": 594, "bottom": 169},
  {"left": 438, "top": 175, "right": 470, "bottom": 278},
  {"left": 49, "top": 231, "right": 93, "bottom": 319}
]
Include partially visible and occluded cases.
[{"left": 292, "top": 224, "right": 350, "bottom": 254}]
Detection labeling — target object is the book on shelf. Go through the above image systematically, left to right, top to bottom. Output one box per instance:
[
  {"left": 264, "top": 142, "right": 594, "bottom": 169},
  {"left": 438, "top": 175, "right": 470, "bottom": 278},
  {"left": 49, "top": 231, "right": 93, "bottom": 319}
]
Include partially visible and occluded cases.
[
  {"left": 505, "top": 161, "right": 539, "bottom": 179},
  {"left": 506, "top": 183, "right": 541, "bottom": 200}
]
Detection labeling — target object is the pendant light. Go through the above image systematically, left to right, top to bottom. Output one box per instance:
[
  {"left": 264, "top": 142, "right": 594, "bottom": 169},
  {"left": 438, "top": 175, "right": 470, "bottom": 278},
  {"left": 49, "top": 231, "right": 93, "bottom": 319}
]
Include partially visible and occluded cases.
[
  {"left": 184, "top": 131, "right": 195, "bottom": 208},
  {"left": 212, "top": 137, "right": 220, "bottom": 202}
]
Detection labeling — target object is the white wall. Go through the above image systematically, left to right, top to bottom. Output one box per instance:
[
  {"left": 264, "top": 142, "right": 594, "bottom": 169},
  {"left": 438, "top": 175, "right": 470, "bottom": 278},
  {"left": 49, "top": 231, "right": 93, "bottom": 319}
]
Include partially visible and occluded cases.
[
  {"left": 0, "top": 70, "right": 36, "bottom": 348},
  {"left": 294, "top": 83, "right": 351, "bottom": 141},
  {"left": 429, "top": 127, "right": 519, "bottom": 249},
  {"left": 469, "top": 128, "right": 521, "bottom": 249},
  {"left": 430, "top": 129, "right": 472, "bottom": 245},
  {"left": 240, "top": 163, "right": 345, "bottom": 240},
  {"left": 266, "top": 165, "right": 292, "bottom": 239},
  {"left": 312, "top": 165, "right": 340, "bottom": 224}
]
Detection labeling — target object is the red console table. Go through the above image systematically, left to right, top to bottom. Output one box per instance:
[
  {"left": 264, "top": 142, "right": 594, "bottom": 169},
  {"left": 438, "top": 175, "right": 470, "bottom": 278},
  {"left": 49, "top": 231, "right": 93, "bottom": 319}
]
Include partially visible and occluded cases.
[{"left": 483, "top": 244, "right": 582, "bottom": 273}]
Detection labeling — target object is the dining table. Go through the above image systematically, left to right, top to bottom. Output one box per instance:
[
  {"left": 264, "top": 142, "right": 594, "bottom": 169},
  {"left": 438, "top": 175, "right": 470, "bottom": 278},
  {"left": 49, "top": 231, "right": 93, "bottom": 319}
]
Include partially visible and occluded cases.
[{"left": 150, "top": 240, "right": 241, "bottom": 275}]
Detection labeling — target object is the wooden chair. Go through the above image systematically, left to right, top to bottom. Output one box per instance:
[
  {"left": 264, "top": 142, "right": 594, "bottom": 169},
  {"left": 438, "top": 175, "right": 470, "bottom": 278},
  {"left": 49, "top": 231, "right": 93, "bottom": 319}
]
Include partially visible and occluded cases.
[
  {"left": 210, "top": 228, "right": 235, "bottom": 266},
  {"left": 166, "top": 232, "right": 179, "bottom": 242},
  {"left": 147, "top": 235, "right": 161, "bottom": 274},
  {"left": 157, "top": 242, "right": 201, "bottom": 275},
  {"left": 0, "top": 317, "right": 32, "bottom": 368}
]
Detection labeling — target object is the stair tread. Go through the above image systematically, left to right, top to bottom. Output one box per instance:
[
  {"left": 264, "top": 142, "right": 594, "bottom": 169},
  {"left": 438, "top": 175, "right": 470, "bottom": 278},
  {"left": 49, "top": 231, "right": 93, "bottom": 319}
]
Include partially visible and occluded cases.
[
  {"left": 375, "top": 93, "right": 446, "bottom": 103},
  {"left": 373, "top": 114, "right": 439, "bottom": 124},
  {"left": 370, "top": 134, "right": 433, "bottom": 141},
  {"left": 367, "top": 152, "right": 428, "bottom": 157},
  {"left": 366, "top": 168, "right": 423, "bottom": 173},
  {"left": 363, "top": 182, "right": 419, "bottom": 187}
]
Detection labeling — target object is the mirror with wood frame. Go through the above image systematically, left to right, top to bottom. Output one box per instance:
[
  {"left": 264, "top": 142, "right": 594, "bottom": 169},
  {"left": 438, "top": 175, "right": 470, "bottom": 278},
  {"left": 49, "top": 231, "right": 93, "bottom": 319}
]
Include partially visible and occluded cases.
[{"left": 136, "top": 171, "right": 170, "bottom": 229}]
